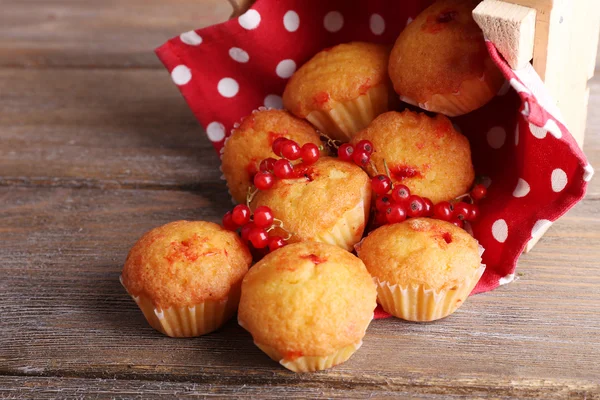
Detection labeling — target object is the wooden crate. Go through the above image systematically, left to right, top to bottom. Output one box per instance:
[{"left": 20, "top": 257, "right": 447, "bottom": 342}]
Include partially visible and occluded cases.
[{"left": 228, "top": 0, "right": 600, "bottom": 251}]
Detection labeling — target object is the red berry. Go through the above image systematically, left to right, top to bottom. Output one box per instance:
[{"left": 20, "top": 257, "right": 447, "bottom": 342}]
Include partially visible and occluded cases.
[
  {"left": 272, "top": 137, "right": 289, "bottom": 156},
  {"left": 355, "top": 140, "right": 374, "bottom": 155},
  {"left": 281, "top": 141, "right": 301, "bottom": 160},
  {"left": 300, "top": 143, "right": 320, "bottom": 165},
  {"left": 338, "top": 143, "right": 354, "bottom": 162},
  {"left": 353, "top": 150, "right": 370, "bottom": 167},
  {"left": 259, "top": 157, "right": 277, "bottom": 172},
  {"left": 273, "top": 159, "right": 294, "bottom": 179},
  {"left": 254, "top": 171, "right": 275, "bottom": 190},
  {"left": 371, "top": 174, "right": 392, "bottom": 195},
  {"left": 391, "top": 184, "right": 411, "bottom": 204},
  {"left": 471, "top": 184, "right": 487, "bottom": 201},
  {"left": 375, "top": 195, "right": 392, "bottom": 212},
  {"left": 407, "top": 195, "right": 426, "bottom": 218},
  {"left": 423, "top": 198, "right": 434, "bottom": 217},
  {"left": 433, "top": 201, "right": 453, "bottom": 221},
  {"left": 453, "top": 202, "right": 470, "bottom": 220},
  {"left": 232, "top": 204, "right": 251, "bottom": 226},
  {"left": 386, "top": 204, "right": 407, "bottom": 224},
  {"left": 467, "top": 204, "right": 480, "bottom": 221},
  {"left": 253, "top": 206, "right": 274, "bottom": 228},
  {"left": 373, "top": 210, "right": 388, "bottom": 227},
  {"left": 222, "top": 211, "right": 238, "bottom": 231},
  {"left": 450, "top": 218, "right": 464, "bottom": 229},
  {"left": 240, "top": 222, "right": 255, "bottom": 241},
  {"left": 248, "top": 227, "right": 269, "bottom": 249},
  {"left": 268, "top": 236, "right": 286, "bottom": 252}
]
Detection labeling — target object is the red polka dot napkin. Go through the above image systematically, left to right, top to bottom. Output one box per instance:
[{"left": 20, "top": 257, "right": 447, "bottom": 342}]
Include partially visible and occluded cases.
[{"left": 156, "top": 0, "right": 592, "bottom": 312}]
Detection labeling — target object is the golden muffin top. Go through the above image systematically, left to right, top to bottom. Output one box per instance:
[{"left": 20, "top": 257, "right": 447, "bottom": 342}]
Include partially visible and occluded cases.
[
  {"left": 389, "top": 0, "right": 500, "bottom": 103},
  {"left": 283, "top": 42, "right": 391, "bottom": 118},
  {"left": 221, "top": 109, "right": 324, "bottom": 204},
  {"left": 350, "top": 110, "right": 474, "bottom": 203},
  {"left": 251, "top": 157, "right": 371, "bottom": 244},
  {"left": 356, "top": 218, "right": 481, "bottom": 291},
  {"left": 121, "top": 221, "right": 251, "bottom": 309},
  {"left": 238, "top": 241, "right": 377, "bottom": 357}
]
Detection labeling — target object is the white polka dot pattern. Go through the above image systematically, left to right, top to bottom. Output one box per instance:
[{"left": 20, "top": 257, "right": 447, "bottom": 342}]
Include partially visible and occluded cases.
[
  {"left": 239, "top": 9, "right": 261, "bottom": 30},
  {"left": 283, "top": 10, "right": 300, "bottom": 32},
  {"left": 324, "top": 11, "right": 344, "bottom": 32},
  {"left": 370, "top": 14, "right": 385, "bottom": 35},
  {"left": 180, "top": 31, "right": 202, "bottom": 46},
  {"left": 229, "top": 47, "right": 249, "bottom": 63},
  {"left": 276, "top": 59, "right": 296, "bottom": 78},
  {"left": 171, "top": 65, "right": 192, "bottom": 86},
  {"left": 217, "top": 78, "right": 239, "bottom": 98},
  {"left": 264, "top": 94, "right": 283, "bottom": 109},
  {"left": 206, "top": 122, "right": 226, "bottom": 142},
  {"left": 487, "top": 126, "right": 506, "bottom": 149},
  {"left": 583, "top": 164, "right": 594, "bottom": 182},
  {"left": 551, "top": 168, "right": 568, "bottom": 192},
  {"left": 513, "top": 178, "right": 530, "bottom": 198},
  {"left": 492, "top": 219, "right": 508, "bottom": 243},
  {"left": 531, "top": 219, "right": 552, "bottom": 238},
  {"left": 498, "top": 274, "right": 515, "bottom": 285}
]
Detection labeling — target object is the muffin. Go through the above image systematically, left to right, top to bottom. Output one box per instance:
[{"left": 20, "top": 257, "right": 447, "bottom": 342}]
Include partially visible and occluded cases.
[
  {"left": 388, "top": 0, "right": 504, "bottom": 116},
  {"left": 283, "top": 42, "right": 393, "bottom": 142},
  {"left": 221, "top": 109, "right": 325, "bottom": 204},
  {"left": 350, "top": 110, "right": 474, "bottom": 203},
  {"left": 250, "top": 157, "right": 371, "bottom": 251},
  {"left": 355, "top": 218, "right": 484, "bottom": 321},
  {"left": 121, "top": 221, "right": 252, "bottom": 337},
  {"left": 238, "top": 241, "right": 377, "bottom": 372}
]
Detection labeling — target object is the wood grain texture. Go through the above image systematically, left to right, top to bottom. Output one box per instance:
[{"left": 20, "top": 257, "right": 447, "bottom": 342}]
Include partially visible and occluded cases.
[
  {"left": 0, "top": 0, "right": 231, "bottom": 68},
  {"left": 0, "top": 187, "right": 599, "bottom": 398}
]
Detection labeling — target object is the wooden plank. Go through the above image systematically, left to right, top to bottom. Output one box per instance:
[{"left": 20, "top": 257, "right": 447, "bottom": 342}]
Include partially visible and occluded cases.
[
  {"left": 0, "top": 0, "right": 231, "bottom": 68},
  {"left": 0, "top": 68, "right": 222, "bottom": 190},
  {"left": 1, "top": 187, "right": 599, "bottom": 395}
]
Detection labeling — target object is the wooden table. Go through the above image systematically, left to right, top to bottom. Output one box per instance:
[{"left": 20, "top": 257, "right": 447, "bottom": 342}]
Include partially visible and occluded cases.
[{"left": 1, "top": 1, "right": 599, "bottom": 398}]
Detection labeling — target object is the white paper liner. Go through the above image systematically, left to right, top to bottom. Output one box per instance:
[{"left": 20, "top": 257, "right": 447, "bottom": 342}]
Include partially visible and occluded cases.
[
  {"left": 306, "top": 84, "right": 390, "bottom": 142},
  {"left": 314, "top": 187, "right": 370, "bottom": 251},
  {"left": 375, "top": 263, "right": 486, "bottom": 322},
  {"left": 120, "top": 276, "right": 240, "bottom": 337},
  {"left": 254, "top": 341, "right": 363, "bottom": 373}
]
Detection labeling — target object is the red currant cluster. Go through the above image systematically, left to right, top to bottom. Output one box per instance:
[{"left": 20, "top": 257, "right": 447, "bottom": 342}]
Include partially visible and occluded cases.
[
  {"left": 253, "top": 138, "right": 321, "bottom": 191},
  {"left": 337, "top": 140, "right": 374, "bottom": 167},
  {"left": 372, "top": 173, "right": 487, "bottom": 228},
  {"left": 223, "top": 204, "right": 288, "bottom": 252}
]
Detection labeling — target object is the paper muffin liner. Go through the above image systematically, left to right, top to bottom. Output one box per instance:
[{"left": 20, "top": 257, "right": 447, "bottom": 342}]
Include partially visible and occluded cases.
[
  {"left": 400, "top": 68, "right": 503, "bottom": 117},
  {"left": 306, "top": 84, "right": 390, "bottom": 142},
  {"left": 314, "top": 188, "right": 371, "bottom": 251},
  {"left": 375, "top": 263, "right": 486, "bottom": 322},
  {"left": 120, "top": 276, "right": 241, "bottom": 337},
  {"left": 254, "top": 341, "right": 363, "bottom": 373}
]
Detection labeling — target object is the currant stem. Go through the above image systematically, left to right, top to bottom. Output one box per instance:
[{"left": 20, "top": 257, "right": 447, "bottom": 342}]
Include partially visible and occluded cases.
[
  {"left": 383, "top": 159, "right": 391, "bottom": 178},
  {"left": 246, "top": 186, "right": 258, "bottom": 207},
  {"left": 271, "top": 218, "right": 294, "bottom": 240}
]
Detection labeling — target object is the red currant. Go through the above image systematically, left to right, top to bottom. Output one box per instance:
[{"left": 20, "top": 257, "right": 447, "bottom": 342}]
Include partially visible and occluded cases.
[
  {"left": 272, "top": 137, "right": 289, "bottom": 156},
  {"left": 281, "top": 140, "right": 301, "bottom": 160},
  {"left": 355, "top": 140, "right": 374, "bottom": 155},
  {"left": 300, "top": 143, "right": 320, "bottom": 165},
  {"left": 338, "top": 143, "right": 354, "bottom": 162},
  {"left": 353, "top": 150, "right": 370, "bottom": 167},
  {"left": 259, "top": 157, "right": 277, "bottom": 172},
  {"left": 273, "top": 159, "right": 294, "bottom": 179},
  {"left": 254, "top": 171, "right": 275, "bottom": 190},
  {"left": 371, "top": 175, "right": 392, "bottom": 195},
  {"left": 391, "top": 184, "right": 411, "bottom": 204},
  {"left": 471, "top": 184, "right": 487, "bottom": 201},
  {"left": 375, "top": 195, "right": 392, "bottom": 212},
  {"left": 407, "top": 195, "right": 426, "bottom": 218},
  {"left": 422, "top": 198, "right": 434, "bottom": 217},
  {"left": 433, "top": 201, "right": 453, "bottom": 221},
  {"left": 453, "top": 202, "right": 471, "bottom": 220},
  {"left": 232, "top": 204, "right": 251, "bottom": 226},
  {"left": 386, "top": 204, "right": 407, "bottom": 224},
  {"left": 467, "top": 204, "right": 480, "bottom": 221},
  {"left": 253, "top": 206, "right": 274, "bottom": 228},
  {"left": 373, "top": 210, "right": 388, "bottom": 227},
  {"left": 222, "top": 211, "right": 238, "bottom": 231},
  {"left": 450, "top": 218, "right": 464, "bottom": 229},
  {"left": 240, "top": 222, "right": 255, "bottom": 241},
  {"left": 248, "top": 227, "right": 269, "bottom": 249},
  {"left": 268, "top": 236, "right": 286, "bottom": 252}
]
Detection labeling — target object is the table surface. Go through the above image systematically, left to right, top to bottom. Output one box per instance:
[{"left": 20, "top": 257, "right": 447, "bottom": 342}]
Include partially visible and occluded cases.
[{"left": 1, "top": 1, "right": 599, "bottom": 398}]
